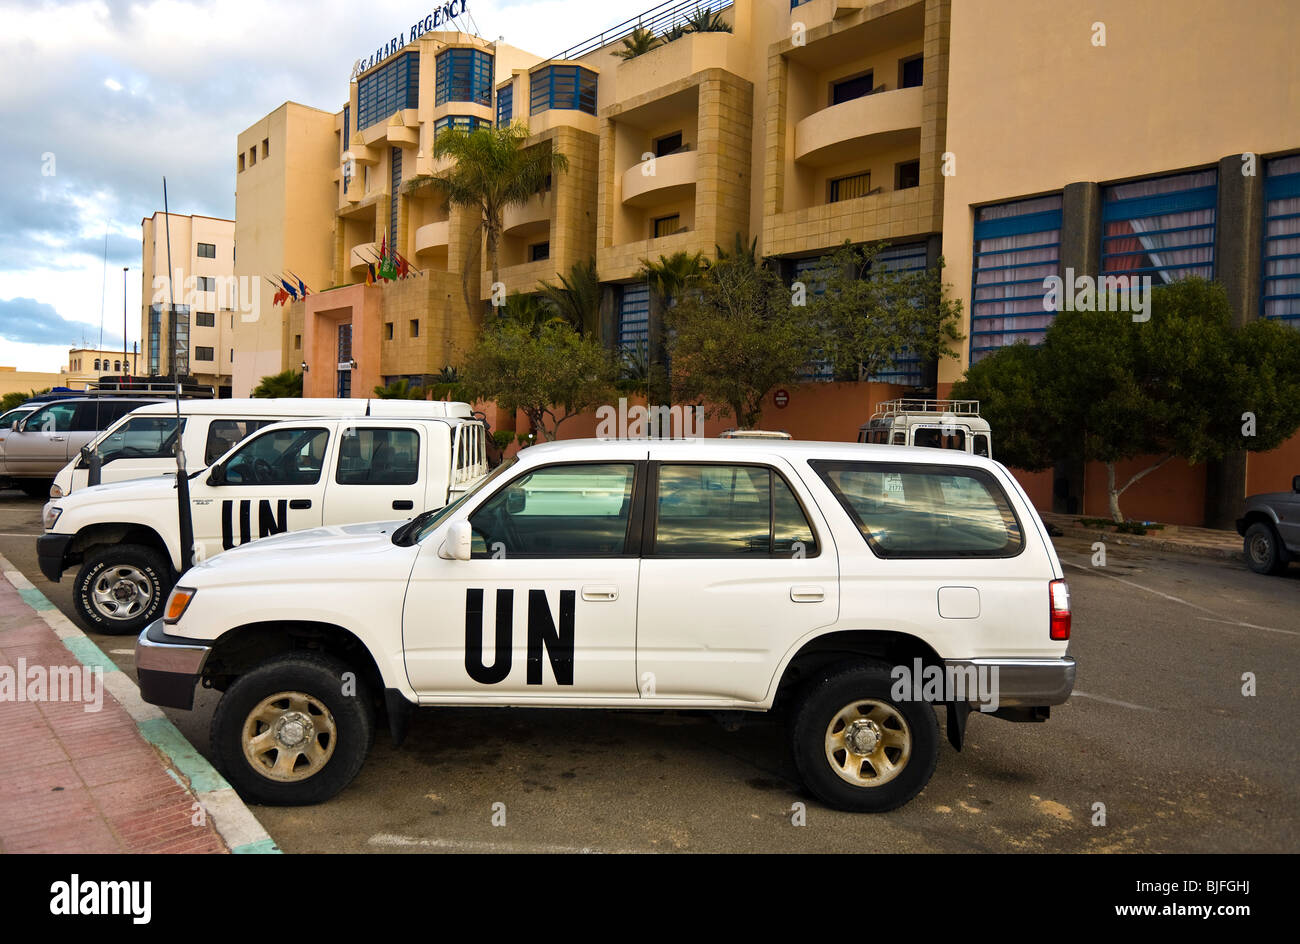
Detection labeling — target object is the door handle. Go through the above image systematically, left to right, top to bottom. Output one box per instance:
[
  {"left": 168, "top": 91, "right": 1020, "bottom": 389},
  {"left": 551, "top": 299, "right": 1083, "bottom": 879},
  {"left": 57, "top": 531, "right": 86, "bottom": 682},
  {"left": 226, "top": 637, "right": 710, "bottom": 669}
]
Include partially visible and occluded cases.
[
  {"left": 50, "top": 436, "right": 65, "bottom": 442},
  {"left": 289, "top": 499, "right": 312, "bottom": 510},
  {"left": 392, "top": 499, "right": 414, "bottom": 510},
  {"left": 581, "top": 585, "right": 618, "bottom": 602},
  {"left": 790, "top": 585, "right": 824, "bottom": 603}
]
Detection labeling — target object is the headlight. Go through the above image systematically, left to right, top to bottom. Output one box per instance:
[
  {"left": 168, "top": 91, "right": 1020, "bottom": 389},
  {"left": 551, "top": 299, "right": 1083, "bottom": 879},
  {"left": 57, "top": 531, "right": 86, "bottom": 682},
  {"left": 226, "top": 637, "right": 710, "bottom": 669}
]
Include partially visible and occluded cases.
[
  {"left": 49, "top": 484, "right": 64, "bottom": 499},
  {"left": 42, "top": 505, "right": 62, "bottom": 530},
  {"left": 164, "top": 587, "right": 197, "bottom": 624}
]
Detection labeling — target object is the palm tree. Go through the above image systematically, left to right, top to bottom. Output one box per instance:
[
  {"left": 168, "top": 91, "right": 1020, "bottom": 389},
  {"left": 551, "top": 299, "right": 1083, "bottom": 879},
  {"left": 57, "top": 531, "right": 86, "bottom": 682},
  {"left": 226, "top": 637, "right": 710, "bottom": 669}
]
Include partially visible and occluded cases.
[
  {"left": 684, "top": 6, "right": 732, "bottom": 33},
  {"left": 615, "top": 25, "right": 661, "bottom": 59},
  {"left": 430, "top": 122, "right": 569, "bottom": 312},
  {"left": 638, "top": 250, "right": 706, "bottom": 308},
  {"left": 538, "top": 258, "right": 601, "bottom": 337},
  {"left": 498, "top": 292, "right": 566, "bottom": 335},
  {"left": 251, "top": 369, "right": 302, "bottom": 398},
  {"left": 373, "top": 378, "right": 425, "bottom": 399}
]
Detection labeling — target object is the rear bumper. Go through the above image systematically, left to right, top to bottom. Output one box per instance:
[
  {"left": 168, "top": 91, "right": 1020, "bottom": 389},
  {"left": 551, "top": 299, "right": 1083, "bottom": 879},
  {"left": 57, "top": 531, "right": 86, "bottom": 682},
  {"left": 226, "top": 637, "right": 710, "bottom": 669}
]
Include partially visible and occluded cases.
[
  {"left": 36, "top": 532, "right": 72, "bottom": 583},
  {"left": 135, "top": 619, "right": 213, "bottom": 711},
  {"left": 943, "top": 656, "right": 1076, "bottom": 710}
]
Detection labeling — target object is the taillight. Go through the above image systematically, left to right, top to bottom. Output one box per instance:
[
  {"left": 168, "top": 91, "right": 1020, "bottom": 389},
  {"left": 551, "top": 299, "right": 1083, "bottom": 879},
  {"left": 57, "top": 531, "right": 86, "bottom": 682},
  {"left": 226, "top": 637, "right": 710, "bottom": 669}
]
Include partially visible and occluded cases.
[{"left": 1049, "top": 579, "right": 1071, "bottom": 640}]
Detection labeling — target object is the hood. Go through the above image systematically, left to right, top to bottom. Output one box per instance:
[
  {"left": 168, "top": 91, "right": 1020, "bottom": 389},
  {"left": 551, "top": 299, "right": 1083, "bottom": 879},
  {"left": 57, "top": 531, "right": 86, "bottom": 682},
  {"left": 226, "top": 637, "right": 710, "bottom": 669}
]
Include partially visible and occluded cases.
[
  {"left": 54, "top": 474, "right": 182, "bottom": 506},
  {"left": 1246, "top": 491, "right": 1297, "bottom": 507},
  {"left": 191, "top": 519, "right": 412, "bottom": 583},
  {"left": 219, "top": 519, "right": 402, "bottom": 554}
]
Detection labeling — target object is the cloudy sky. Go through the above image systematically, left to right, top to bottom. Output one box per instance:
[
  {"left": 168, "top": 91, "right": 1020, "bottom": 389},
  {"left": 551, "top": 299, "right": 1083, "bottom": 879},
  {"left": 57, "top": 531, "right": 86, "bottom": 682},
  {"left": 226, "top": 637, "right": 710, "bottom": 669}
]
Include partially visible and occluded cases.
[{"left": 1, "top": 0, "right": 656, "bottom": 373}]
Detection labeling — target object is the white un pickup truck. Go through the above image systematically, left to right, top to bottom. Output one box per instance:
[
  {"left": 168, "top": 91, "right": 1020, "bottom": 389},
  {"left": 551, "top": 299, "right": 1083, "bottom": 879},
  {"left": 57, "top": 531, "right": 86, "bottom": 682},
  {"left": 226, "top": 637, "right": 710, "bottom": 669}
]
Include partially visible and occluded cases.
[
  {"left": 38, "top": 411, "right": 488, "bottom": 635},
  {"left": 134, "top": 438, "right": 1075, "bottom": 813}
]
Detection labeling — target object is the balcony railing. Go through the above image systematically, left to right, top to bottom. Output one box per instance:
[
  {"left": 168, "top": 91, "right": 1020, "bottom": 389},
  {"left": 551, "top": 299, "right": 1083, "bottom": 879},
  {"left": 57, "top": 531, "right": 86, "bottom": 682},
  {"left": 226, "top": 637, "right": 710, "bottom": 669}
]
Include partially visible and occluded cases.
[{"left": 549, "top": 0, "right": 732, "bottom": 61}]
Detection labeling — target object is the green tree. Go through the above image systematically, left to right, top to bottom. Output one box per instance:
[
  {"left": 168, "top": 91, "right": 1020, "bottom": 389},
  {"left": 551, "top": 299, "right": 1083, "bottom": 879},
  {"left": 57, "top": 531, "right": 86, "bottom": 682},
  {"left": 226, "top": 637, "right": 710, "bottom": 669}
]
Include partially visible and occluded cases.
[
  {"left": 683, "top": 5, "right": 733, "bottom": 33},
  {"left": 615, "top": 25, "right": 661, "bottom": 59},
  {"left": 430, "top": 122, "right": 568, "bottom": 312},
  {"left": 666, "top": 236, "right": 815, "bottom": 428},
  {"left": 809, "top": 240, "right": 964, "bottom": 382},
  {"left": 638, "top": 250, "right": 706, "bottom": 309},
  {"left": 538, "top": 258, "right": 601, "bottom": 337},
  {"left": 952, "top": 278, "right": 1300, "bottom": 522},
  {"left": 498, "top": 292, "right": 566, "bottom": 335},
  {"left": 459, "top": 320, "right": 615, "bottom": 441},
  {"left": 251, "top": 370, "right": 302, "bottom": 398},
  {"left": 373, "top": 378, "right": 425, "bottom": 399},
  {"left": 2, "top": 388, "right": 49, "bottom": 412}
]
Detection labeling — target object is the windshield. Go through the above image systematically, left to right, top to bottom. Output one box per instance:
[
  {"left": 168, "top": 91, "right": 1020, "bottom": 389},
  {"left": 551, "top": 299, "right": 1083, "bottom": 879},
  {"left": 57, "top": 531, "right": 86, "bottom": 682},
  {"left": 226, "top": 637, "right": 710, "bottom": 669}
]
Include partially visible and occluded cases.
[
  {"left": 0, "top": 408, "right": 34, "bottom": 428},
  {"left": 91, "top": 416, "right": 183, "bottom": 464},
  {"left": 410, "top": 457, "right": 517, "bottom": 544}
]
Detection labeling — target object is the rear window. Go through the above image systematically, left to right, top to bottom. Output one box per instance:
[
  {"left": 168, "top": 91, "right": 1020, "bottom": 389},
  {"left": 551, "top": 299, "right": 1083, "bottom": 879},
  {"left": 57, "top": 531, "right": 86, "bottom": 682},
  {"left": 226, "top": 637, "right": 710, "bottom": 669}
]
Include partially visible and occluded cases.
[{"left": 811, "top": 460, "right": 1022, "bottom": 558}]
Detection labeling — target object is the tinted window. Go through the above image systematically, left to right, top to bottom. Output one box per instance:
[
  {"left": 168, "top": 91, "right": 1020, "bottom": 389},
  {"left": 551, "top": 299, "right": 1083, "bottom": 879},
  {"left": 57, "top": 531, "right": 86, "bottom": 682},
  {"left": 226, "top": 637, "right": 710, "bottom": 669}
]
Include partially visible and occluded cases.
[
  {"left": 832, "top": 71, "right": 874, "bottom": 105},
  {"left": 26, "top": 403, "right": 77, "bottom": 432},
  {"left": 96, "top": 416, "right": 183, "bottom": 463},
  {"left": 205, "top": 419, "right": 278, "bottom": 464},
  {"left": 223, "top": 427, "right": 329, "bottom": 486},
  {"left": 336, "top": 427, "right": 420, "bottom": 486},
  {"left": 913, "top": 428, "right": 965, "bottom": 450},
  {"left": 973, "top": 434, "right": 990, "bottom": 458},
  {"left": 812, "top": 461, "right": 1022, "bottom": 558},
  {"left": 470, "top": 463, "right": 635, "bottom": 558},
  {"left": 653, "top": 464, "right": 818, "bottom": 558}
]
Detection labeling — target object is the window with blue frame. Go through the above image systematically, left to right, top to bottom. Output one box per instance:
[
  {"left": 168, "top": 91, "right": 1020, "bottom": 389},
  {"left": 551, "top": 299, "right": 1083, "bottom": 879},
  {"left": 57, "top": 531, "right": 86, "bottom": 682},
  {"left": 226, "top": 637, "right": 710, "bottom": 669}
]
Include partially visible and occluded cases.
[
  {"left": 436, "top": 48, "right": 493, "bottom": 106},
  {"left": 356, "top": 52, "right": 419, "bottom": 130},
  {"left": 530, "top": 65, "right": 597, "bottom": 116},
  {"left": 497, "top": 83, "right": 513, "bottom": 126},
  {"left": 342, "top": 105, "right": 351, "bottom": 193},
  {"left": 433, "top": 115, "right": 492, "bottom": 141},
  {"left": 389, "top": 147, "right": 402, "bottom": 251},
  {"left": 1262, "top": 155, "right": 1300, "bottom": 324},
  {"left": 1101, "top": 169, "right": 1216, "bottom": 284},
  {"left": 969, "top": 194, "right": 1063, "bottom": 363},
  {"left": 617, "top": 283, "right": 650, "bottom": 355}
]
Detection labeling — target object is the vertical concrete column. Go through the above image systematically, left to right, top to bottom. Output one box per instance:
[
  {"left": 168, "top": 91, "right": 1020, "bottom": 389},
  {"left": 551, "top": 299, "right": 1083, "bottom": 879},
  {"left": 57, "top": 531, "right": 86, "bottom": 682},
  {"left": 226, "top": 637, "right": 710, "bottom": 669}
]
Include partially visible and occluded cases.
[{"left": 1205, "top": 153, "right": 1266, "bottom": 529}]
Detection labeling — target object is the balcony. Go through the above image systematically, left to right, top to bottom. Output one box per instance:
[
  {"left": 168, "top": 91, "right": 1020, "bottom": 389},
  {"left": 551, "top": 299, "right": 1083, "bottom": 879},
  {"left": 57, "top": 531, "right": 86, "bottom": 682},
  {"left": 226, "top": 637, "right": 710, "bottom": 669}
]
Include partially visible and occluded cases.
[
  {"left": 793, "top": 85, "right": 923, "bottom": 166},
  {"left": 622, "top": 149, "right": 697, "bottom": 208},
  {"left": 503, "top": 191, "right": 553, "bottom": 233},
  {"left": 413, "top": 222, "right": 449, "bottom": 253},
  {"left": 349, "top": 241, "right": 378, "bottom": 273}
]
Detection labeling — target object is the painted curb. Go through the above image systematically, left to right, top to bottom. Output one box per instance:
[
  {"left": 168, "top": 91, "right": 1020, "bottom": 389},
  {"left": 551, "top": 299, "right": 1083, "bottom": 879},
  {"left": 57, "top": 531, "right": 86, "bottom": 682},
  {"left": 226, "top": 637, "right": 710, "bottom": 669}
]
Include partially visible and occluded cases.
[{"left": 0, "top": 554, "right": 280, "bottom": 855}]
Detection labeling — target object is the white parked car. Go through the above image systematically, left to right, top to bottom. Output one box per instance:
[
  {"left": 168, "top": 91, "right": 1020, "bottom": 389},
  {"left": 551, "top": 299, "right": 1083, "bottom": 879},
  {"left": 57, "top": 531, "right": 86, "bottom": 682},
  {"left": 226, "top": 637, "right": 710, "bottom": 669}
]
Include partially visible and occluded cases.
[
  {"left": 50, "top": 397, "right": 478, "bottom": 499},
  {"left": 38, "top": 411, "right": 488, "bottom": 635},
  {"left": 135, "top": 438, "right": 1074, "bottom": 813}
]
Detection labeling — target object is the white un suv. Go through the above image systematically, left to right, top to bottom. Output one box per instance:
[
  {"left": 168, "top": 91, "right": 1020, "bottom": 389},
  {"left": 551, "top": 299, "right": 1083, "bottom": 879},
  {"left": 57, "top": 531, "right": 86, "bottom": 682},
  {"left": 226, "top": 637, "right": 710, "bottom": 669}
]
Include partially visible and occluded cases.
[{"left": 136, "top": 438, "right": 1075, "bottom": 813}]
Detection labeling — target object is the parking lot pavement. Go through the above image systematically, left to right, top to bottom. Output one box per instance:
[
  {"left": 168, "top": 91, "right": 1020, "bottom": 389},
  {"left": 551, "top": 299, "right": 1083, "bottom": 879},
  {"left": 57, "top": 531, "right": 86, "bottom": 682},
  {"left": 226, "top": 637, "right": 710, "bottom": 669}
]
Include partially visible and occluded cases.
[{"left": 1, "top": 487, "right": 1296, "bottom": 853}]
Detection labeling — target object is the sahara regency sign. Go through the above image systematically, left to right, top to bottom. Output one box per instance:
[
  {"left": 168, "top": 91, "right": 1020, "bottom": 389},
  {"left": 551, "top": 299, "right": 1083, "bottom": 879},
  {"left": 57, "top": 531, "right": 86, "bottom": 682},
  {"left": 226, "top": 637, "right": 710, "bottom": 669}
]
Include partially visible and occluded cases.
[{"left": 351, "top": 0, "right": 470, "bottom": 79}]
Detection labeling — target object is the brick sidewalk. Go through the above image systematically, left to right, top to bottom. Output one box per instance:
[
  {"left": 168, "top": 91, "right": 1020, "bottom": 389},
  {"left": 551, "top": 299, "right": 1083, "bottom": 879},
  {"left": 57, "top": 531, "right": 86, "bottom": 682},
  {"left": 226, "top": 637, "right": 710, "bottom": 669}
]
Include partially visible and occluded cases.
[{"left": 0, "top": 574, "right": 230, "bottom": 853}]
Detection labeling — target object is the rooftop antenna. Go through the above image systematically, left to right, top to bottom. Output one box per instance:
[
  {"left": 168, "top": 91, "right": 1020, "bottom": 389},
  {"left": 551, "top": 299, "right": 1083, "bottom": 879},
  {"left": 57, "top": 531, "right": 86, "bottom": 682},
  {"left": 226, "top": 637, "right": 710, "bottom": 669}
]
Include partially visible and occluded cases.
[{"left": 162, "top": 184, "right": 195, "bottom": 575}]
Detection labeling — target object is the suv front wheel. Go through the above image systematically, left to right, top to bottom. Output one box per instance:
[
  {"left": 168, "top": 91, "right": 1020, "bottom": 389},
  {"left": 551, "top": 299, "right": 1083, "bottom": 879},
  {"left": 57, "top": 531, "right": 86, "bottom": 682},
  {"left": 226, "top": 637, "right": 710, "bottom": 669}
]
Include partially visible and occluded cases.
[
  {"left": 1244, "top": 521, "right": 1289, "bottom": 576},
  {"left": 74, "top": 544, "right": 171, "bottom": 635},
  {"left": 791, "top": 662, "right": 940, "bottom": 813}
]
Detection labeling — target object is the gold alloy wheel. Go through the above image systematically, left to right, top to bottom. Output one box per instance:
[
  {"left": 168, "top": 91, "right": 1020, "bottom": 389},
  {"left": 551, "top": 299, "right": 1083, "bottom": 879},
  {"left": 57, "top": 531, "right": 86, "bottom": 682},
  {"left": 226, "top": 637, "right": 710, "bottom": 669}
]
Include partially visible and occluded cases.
[
  {"left": 241, "top": 692, "right": 337, "bottom": 783},
  {"left": 824, "top": 699, "right": 912, "bottom": 787}
]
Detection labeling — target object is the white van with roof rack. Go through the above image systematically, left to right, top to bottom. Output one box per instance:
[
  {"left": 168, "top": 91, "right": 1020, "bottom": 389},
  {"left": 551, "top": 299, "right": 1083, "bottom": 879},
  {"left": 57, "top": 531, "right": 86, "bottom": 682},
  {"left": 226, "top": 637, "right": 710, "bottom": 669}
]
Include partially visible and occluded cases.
[
  {"left": 50, "top": 398, "right": 476, "bottom": 498},
  {"left": 858, "top": 399, "right": 993, "bottom": 458},
  {"left": 38, "top": 404, "right": 488, "bottom": 635}
]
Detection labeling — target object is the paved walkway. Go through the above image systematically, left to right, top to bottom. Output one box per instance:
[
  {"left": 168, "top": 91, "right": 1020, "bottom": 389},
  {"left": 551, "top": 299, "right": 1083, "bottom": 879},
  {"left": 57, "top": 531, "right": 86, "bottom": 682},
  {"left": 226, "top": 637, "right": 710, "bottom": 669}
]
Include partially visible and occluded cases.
[
  {"left": 1041, "top": 512, "right": 1243, "bottom": 561},
  {"left": 0, "top": 558, "right": 277, "bottom": 853}
]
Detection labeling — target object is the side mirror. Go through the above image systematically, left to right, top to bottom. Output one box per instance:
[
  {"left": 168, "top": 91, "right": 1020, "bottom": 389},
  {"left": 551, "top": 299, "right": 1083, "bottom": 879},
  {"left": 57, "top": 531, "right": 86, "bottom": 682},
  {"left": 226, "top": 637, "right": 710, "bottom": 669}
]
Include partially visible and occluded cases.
[
  {"left": 10, "top": 420, "right": 19, "bottom": 432},
  {"left": 207, "top": 464, "right": 226, "bottom": 486},
  {"left": 1293, "top": 474, "right": 1300, "bottom": 494},
  {"left": 506, "top": 489, "right": 526, "bottom": 515},
  {"left": 438, "top": 520, "right": 473, "bottom": 561}
]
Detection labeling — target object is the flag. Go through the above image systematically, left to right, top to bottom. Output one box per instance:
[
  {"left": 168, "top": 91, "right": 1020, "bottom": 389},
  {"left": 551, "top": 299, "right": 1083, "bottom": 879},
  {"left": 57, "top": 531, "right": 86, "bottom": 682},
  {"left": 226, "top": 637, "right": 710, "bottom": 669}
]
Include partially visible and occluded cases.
[
  {"left": 379, "top": 252, "right": 398, "bottom": 282},
  {"left": 396, "top": 254, "right": 409, "bottom": 279},
  {"left": 365, "top": 263, "right": 375, "bottom": 286},
  {"left": 297, "top": 277, "right": 308, "bottom": 298},
  {"left": 280, "top": 278, "right": 298, "bottom": 301}
]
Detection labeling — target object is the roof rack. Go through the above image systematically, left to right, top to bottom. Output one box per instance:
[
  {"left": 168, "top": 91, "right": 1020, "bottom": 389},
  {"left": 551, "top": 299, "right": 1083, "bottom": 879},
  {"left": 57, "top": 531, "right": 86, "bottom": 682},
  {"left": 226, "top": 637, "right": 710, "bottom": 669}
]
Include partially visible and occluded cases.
[{"left": 870, "top": 398, "right": 981, "bottom": 421}]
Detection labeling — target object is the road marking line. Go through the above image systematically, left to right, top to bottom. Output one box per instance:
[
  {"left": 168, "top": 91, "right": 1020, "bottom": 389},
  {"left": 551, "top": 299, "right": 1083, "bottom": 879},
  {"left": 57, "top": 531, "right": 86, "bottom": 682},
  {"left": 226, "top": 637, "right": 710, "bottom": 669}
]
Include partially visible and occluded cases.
[
  {"left": 0, "top": 532, "right": 42, "bottom": 537},
  {"left": 1062, "top": 559, "right": 1299, "bottom": 636},
  {"left": 1071, "top": 690, "right": 1158, "bottom": 712},
  {"left": 367, "top": 833, "right": 644, "bottom": 854}
]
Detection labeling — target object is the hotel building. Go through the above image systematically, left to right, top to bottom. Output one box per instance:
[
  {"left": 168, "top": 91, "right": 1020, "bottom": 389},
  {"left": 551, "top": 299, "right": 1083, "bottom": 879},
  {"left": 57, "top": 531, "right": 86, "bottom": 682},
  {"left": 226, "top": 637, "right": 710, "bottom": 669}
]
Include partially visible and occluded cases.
[{"left": 231, "top": 0, "right": 1299, "bottom": 526}]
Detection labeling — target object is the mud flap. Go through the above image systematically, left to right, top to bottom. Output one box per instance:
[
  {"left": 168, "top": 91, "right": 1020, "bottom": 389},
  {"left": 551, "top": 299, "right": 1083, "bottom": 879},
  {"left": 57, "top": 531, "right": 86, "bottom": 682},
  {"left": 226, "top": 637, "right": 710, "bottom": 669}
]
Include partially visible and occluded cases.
[
  {"left": 385, "top": 689, "right": 414, "bottom": 747},
  {"left": 946, "top": 701, "right": 972, "bottom": 751}
]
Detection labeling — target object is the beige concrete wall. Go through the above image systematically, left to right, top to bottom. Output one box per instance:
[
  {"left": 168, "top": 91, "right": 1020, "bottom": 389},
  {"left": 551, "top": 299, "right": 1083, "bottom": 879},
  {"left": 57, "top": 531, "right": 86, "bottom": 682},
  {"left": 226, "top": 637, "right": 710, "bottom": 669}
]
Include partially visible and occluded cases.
[{"left": 939, "top": 0, "right": 1300, "bottom": 384}]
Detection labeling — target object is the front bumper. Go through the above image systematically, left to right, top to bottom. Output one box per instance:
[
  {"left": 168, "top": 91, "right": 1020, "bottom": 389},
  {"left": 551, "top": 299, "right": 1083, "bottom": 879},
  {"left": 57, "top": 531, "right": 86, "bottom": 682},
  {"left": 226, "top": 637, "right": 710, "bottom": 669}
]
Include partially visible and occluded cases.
[
  {"left": 36, "top": 532, "right": 72, "bottom": 583},
  {"left": 135, "top": 619, "right": 213, "bottom": 710},
  {"left": 942, "top": 656, "right": 1076, "bottom": 710}
]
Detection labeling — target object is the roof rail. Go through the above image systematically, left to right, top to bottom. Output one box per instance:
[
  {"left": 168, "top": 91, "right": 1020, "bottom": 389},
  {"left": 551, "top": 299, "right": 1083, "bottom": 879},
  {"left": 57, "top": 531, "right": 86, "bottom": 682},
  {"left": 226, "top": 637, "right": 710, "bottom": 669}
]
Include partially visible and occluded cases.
[
  {"left": 549, "top": 0, "right": 733, "bottom": 61},
  {"left": 86, "top": 378, "right": 217, "bottom": 398},
  {"left": 870, "top": 398, "right": 982, "bottom": 421}
]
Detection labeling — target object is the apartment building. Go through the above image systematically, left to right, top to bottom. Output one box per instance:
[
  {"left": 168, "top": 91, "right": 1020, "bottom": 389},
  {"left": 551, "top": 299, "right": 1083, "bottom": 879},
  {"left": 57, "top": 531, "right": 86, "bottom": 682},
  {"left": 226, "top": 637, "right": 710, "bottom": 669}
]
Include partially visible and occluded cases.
[
  {"left": 232, "top": 0, "right": 1298, "bottom": 524},
  {"left": 139, "top": 212, "right": 237, "bottom": 396}
]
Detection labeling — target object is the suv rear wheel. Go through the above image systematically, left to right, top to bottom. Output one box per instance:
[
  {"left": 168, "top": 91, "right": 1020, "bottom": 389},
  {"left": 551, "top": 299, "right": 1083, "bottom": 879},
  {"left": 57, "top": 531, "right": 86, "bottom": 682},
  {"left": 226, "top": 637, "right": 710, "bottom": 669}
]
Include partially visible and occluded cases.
[
  {"left": 1244, "top": 521, "right": 1289, "bottom": 576},
  {"left": 73, "top": 543, "right": 171, "bottom": 635},
  {"left": 211, "top": 652, "right": 375, "bottom": 805},
  {"left": 791, "top": 661, "right": 940, "bottom": 813}
]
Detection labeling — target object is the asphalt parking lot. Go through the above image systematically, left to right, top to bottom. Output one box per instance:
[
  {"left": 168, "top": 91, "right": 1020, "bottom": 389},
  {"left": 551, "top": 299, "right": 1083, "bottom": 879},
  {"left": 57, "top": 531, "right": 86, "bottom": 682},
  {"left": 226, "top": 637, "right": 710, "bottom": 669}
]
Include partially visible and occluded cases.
[{"left": 2, "top": 487, "right": 1296, "bottom": 853}]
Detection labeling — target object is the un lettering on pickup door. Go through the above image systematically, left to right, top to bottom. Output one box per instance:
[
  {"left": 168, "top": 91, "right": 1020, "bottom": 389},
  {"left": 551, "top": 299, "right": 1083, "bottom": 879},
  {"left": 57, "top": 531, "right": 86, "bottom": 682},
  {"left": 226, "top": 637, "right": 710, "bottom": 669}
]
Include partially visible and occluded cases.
[{"left": 220, "top": 499, "right": 287, "bottom": 550}]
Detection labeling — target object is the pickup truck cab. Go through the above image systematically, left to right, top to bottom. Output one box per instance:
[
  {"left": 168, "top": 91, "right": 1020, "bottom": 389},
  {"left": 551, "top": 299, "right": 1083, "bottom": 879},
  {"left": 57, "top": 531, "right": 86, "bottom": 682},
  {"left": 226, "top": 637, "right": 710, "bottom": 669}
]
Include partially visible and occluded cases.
[
  {"left": 50, "top": 398, "right": 477, "bottom": 499},
  {"left": 39, "top": 411, "right": 488, "bottom": 635},
  {"left": 135, "top": 438, "right": 1075, "bottom": 813}
]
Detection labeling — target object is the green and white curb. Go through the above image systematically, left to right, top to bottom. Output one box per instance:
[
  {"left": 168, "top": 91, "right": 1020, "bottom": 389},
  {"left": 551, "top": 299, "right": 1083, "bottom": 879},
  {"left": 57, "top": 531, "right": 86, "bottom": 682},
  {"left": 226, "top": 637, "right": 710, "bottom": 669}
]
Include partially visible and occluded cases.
[{"left": 0, "top": 554, "right": 280, "bottom": 854}]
